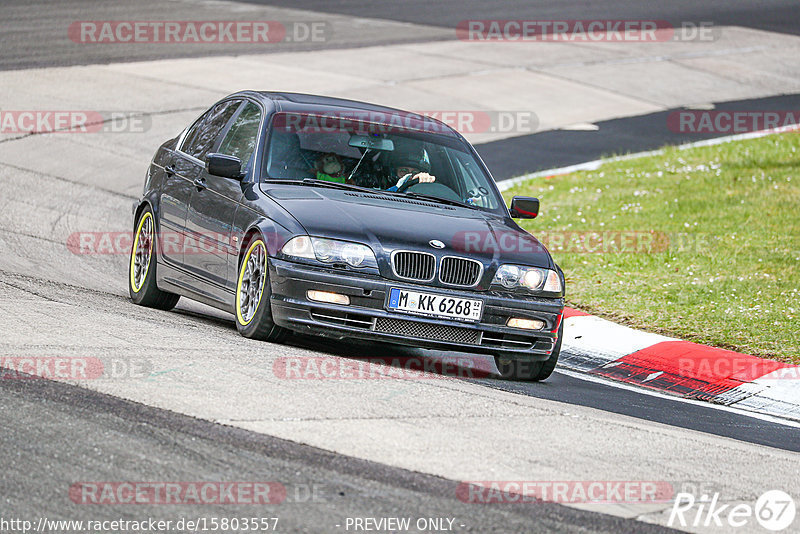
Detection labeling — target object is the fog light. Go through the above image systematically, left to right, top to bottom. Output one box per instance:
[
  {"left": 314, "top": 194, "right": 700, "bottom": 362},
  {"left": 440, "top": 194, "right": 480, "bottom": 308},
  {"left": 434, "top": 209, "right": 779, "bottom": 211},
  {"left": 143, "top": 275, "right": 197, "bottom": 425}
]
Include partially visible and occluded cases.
[
  {"left": 307, "top": 290, "right": 350, "bottom": 305},
  {"left": 507, "top": 318, "right": 545, "bottom": 330}
]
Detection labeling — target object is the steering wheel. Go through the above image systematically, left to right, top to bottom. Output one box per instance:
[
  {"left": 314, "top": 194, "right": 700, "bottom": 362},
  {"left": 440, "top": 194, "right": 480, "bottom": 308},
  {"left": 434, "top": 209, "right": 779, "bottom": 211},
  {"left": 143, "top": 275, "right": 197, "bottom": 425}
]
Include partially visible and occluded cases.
[
  {"left": 395, "top": 176, "right": 421, "bottom": 193},
  {"left": 401, "top": 181, "right": 463, "bottom": 202}
]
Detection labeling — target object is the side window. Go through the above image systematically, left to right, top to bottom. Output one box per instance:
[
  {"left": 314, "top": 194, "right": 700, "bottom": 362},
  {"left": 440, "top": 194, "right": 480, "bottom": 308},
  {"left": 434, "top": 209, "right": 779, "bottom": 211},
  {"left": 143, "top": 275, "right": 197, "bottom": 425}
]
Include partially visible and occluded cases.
[
  {"left": 180, "top": 100, "right": 241, "bottom": 161},
  {"left": 217, "top": 102, "right": 262, "bottom": 167},
  {"left": 452, "top": 153, "right": 497, "bottom": 209}
]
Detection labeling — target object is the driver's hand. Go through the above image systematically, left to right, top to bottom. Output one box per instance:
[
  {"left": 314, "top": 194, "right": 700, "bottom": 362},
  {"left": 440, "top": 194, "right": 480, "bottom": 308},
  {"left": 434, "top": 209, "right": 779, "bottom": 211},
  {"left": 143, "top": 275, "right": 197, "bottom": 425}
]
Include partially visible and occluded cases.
[{"left": 395, "top": 172, "right": 436, "bottom": 189}]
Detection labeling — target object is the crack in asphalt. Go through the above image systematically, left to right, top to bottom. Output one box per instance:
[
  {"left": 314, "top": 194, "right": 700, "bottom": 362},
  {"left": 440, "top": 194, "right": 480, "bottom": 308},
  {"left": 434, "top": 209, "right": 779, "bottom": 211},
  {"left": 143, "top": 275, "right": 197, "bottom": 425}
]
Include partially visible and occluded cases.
[
  {"left": 0, "top": 161, "right": 138, "bottom": 199},
  {"left": 0, "top": 226, "right": 69, "bottom": 247},
  {"left": 0, "top": 268, "right": 123, "bottom": 299},
  {"left": 0, "top": 278, "right": 61, "bottom": 304}
]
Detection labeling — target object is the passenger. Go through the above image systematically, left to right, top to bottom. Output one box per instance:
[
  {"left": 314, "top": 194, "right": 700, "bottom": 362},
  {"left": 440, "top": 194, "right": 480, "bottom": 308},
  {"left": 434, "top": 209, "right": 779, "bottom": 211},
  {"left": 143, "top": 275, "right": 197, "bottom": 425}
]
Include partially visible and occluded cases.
[{"left": 314, "top": 152, "right": 348, "bottom": 183}]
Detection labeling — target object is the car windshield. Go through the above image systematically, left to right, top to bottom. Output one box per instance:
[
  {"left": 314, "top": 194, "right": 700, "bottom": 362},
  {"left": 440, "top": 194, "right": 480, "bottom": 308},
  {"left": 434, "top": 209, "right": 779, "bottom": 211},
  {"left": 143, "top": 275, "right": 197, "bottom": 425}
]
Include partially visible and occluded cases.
[{"left": 263, "top": 111, "right": 504, "bottom": 212}]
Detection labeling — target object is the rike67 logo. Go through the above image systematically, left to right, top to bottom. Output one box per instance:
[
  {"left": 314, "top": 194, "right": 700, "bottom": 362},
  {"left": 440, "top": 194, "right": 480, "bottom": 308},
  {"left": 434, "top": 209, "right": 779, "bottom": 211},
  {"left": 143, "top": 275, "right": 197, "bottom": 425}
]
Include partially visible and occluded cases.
[{"left": 669, "top": 490, "right": 796, "bottom": 531}]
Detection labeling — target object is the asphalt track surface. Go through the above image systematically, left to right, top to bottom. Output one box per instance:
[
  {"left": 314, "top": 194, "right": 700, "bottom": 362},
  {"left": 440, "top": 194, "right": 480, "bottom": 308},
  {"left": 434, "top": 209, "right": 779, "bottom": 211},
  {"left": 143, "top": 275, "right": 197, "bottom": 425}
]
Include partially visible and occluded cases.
[
  {"left": 0, "top": 0, "right": 453, "bottom": 70},
  {"left": 1, "top": 1, "right": 799, "bottom": 532},
  {"left": 281, "top": 335, "right": 800, "bottom": 453},
  {"left": 482, "top": 373, "right": 800, "bottom": 454},
  {"left": 0, "top": 374, "right": 673, "bottom": 534}
]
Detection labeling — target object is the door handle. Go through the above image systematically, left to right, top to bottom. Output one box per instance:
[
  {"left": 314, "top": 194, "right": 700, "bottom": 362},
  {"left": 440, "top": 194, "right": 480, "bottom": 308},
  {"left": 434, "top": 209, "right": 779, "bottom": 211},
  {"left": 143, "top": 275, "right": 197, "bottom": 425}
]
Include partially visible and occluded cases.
[
  {"left": 164, "top": 164, "right": 176, "bottom": 177},
  {"left": 193, "top": 177, "right": 207, "bottom": 191}
]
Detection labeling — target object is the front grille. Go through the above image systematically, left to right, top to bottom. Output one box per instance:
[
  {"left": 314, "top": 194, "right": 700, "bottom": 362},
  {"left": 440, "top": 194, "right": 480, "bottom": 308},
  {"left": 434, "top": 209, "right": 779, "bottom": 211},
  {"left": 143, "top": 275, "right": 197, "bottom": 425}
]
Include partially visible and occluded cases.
[
  {"left": 392, "top": 251, "right": 435, "bottom": 281},
  {"left": 440, "top": 256, "right": 482, "bottom": 286},
  {"left": 375, "top": 318, "right": 480, "bottom": 345}
]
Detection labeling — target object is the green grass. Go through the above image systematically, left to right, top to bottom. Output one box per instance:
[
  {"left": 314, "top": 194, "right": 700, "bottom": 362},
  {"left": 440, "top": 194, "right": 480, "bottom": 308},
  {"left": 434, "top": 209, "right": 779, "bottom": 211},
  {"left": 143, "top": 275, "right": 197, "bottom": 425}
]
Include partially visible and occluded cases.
[{"left": 504, "top": 132, "right": 800, "bottom": 363}]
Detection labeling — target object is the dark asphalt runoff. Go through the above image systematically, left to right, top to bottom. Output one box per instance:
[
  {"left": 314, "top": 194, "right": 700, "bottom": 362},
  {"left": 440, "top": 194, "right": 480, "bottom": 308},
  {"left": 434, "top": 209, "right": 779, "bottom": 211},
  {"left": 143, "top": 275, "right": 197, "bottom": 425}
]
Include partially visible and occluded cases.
[
  {"left": 239, "top": 0, "right": 800, "bottom": 36},
  {"left": 476, "top": 93, "right": 800, "bottom": 181},
  {"left": 0, "top": 374, "right": 677, "bottom": 534}
]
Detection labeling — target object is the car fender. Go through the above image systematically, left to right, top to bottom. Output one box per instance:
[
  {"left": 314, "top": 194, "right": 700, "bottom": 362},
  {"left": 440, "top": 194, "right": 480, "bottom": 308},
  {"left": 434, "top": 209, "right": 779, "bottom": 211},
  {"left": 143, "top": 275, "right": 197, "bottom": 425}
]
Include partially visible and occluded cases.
[
  {"left": 133, "top": 189, "right": 161, "bottom": 226},
  {"left": 240, "top": 218, "right": 294, "bottom": 258}
]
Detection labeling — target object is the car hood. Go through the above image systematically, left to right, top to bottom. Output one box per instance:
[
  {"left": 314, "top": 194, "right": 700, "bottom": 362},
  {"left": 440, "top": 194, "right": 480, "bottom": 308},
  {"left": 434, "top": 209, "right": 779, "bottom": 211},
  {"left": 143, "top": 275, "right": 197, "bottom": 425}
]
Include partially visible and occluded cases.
[{"left": 262, "top": 185, "right": 554, "bottom": 273}]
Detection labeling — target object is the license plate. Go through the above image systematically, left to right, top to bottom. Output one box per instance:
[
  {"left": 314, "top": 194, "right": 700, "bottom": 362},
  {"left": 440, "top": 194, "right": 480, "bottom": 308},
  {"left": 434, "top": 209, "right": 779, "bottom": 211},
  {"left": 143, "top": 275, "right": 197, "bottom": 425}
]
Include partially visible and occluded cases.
[{"left": 387, "top": 288, "right": 483, "bottom": 322}]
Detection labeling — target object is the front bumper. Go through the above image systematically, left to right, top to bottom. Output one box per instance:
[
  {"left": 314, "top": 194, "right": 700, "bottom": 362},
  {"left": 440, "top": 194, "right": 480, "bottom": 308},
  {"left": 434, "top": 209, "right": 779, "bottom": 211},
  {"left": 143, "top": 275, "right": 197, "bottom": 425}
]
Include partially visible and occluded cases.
[{"left": 269, "top": 258, "right": 564, "bottom": 360}]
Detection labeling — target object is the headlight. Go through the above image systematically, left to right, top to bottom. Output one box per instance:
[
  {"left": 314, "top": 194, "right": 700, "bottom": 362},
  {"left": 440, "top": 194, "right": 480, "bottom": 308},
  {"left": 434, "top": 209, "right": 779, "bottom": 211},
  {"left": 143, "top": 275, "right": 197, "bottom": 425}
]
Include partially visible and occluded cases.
[
  {"left": 281, "top": 235, "right": 314, "bottom": 259},
  {"left": 281, "top": 236, "right": 378, "bottom": 269},
  {"left": 492, "top": 265, "right": 562, "bottom": 293}
]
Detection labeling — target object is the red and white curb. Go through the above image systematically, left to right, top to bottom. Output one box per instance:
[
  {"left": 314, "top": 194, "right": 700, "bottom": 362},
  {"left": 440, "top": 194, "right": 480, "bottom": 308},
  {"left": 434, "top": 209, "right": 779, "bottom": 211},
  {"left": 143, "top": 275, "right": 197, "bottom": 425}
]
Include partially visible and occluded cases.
[{"left": 560, "top": 308, "right": 800, "bottom": 422}]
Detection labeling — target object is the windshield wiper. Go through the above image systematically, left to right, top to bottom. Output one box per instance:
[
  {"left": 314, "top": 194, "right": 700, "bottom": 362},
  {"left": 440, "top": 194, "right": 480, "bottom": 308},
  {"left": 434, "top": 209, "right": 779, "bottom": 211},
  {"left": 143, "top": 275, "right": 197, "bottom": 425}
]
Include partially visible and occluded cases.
[
  {"left": 263, "top": 178, "right": 378, "bottom": 194},
  {"left": 299, "top": 178, "right": 380, "bottom": 194},
  {"left": 264, "top": 179, "right": 480, "bottom": 209},
  {"left": 395, "top": 191, "right": 478, "bottom": 210}
]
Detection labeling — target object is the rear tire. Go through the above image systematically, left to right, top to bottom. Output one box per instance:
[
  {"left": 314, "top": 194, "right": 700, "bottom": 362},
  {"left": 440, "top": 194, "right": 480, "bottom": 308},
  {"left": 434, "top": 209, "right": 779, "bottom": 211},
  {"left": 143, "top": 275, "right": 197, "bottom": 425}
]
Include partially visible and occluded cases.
[
  {"left": 129, "top": 207, "right": 180, "bottom": 311},
  {"left": 235, "top": 234, "right": 288, "bottom": 343},
  {"left": 495, "top": 321, "right": 563, "bottom": 382}
]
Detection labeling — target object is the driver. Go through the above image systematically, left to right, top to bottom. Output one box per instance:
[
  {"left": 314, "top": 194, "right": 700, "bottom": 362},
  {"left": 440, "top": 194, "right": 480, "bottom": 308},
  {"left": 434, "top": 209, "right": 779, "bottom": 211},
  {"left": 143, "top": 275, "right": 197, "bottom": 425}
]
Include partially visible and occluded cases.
[{"left": 385, "top": 153, "right": 436, "bottom": 192}]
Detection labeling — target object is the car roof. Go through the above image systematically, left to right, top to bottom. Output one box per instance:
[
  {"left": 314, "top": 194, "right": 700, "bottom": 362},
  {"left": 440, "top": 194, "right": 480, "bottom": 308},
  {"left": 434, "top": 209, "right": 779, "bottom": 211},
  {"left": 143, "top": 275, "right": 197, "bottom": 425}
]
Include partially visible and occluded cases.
[{"left": 231, "top": 90, "right": 460, "bottom": 138}]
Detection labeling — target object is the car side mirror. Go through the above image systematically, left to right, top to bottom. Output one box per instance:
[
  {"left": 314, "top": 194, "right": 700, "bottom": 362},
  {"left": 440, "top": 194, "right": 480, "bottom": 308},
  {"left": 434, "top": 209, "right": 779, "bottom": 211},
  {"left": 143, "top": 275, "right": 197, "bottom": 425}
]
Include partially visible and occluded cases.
[
  {"left": 206, "top": 153, "right": 243, "bottom": 180},
  {"left": 509, "top": 196, "right": 539, "bottom": 219}
]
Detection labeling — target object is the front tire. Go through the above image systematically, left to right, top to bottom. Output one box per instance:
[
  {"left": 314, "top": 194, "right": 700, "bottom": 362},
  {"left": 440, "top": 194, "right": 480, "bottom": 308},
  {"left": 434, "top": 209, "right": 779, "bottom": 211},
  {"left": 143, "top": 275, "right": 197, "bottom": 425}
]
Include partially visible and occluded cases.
[
  {"left": 129, "top": 207, "right": 180, "bottom": 311},
  {"left": 235, "top": 234, "right": 288, "bottom": 343},
  {"left": 495, "top": 321, "right": 564, "bottom": 382}
]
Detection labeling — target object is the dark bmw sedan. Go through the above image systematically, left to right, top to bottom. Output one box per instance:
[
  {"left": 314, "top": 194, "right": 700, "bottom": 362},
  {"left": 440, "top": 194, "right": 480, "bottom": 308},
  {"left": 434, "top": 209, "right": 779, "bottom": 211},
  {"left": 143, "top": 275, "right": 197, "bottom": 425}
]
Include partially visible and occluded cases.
[{"left": 129, "top": 91, "right": 565, "bottom": 380}]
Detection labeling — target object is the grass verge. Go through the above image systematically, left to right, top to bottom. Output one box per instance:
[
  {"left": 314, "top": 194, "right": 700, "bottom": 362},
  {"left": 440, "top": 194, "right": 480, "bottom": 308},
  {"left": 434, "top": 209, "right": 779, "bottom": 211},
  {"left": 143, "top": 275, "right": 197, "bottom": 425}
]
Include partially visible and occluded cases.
[{"left": 504, "top": 132, "right": 800, "bottom": 363}]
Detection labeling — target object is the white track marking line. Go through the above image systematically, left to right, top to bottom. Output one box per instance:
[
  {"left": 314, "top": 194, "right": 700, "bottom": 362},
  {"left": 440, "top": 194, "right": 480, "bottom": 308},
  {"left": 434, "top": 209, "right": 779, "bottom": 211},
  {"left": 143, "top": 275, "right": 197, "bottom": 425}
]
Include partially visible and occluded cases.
[
  {"left": 498, "top": 123, "right": 800, "bottom": 191},
  {"left": 555, "top": 368, "right": 800, "bottom": 429}
]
